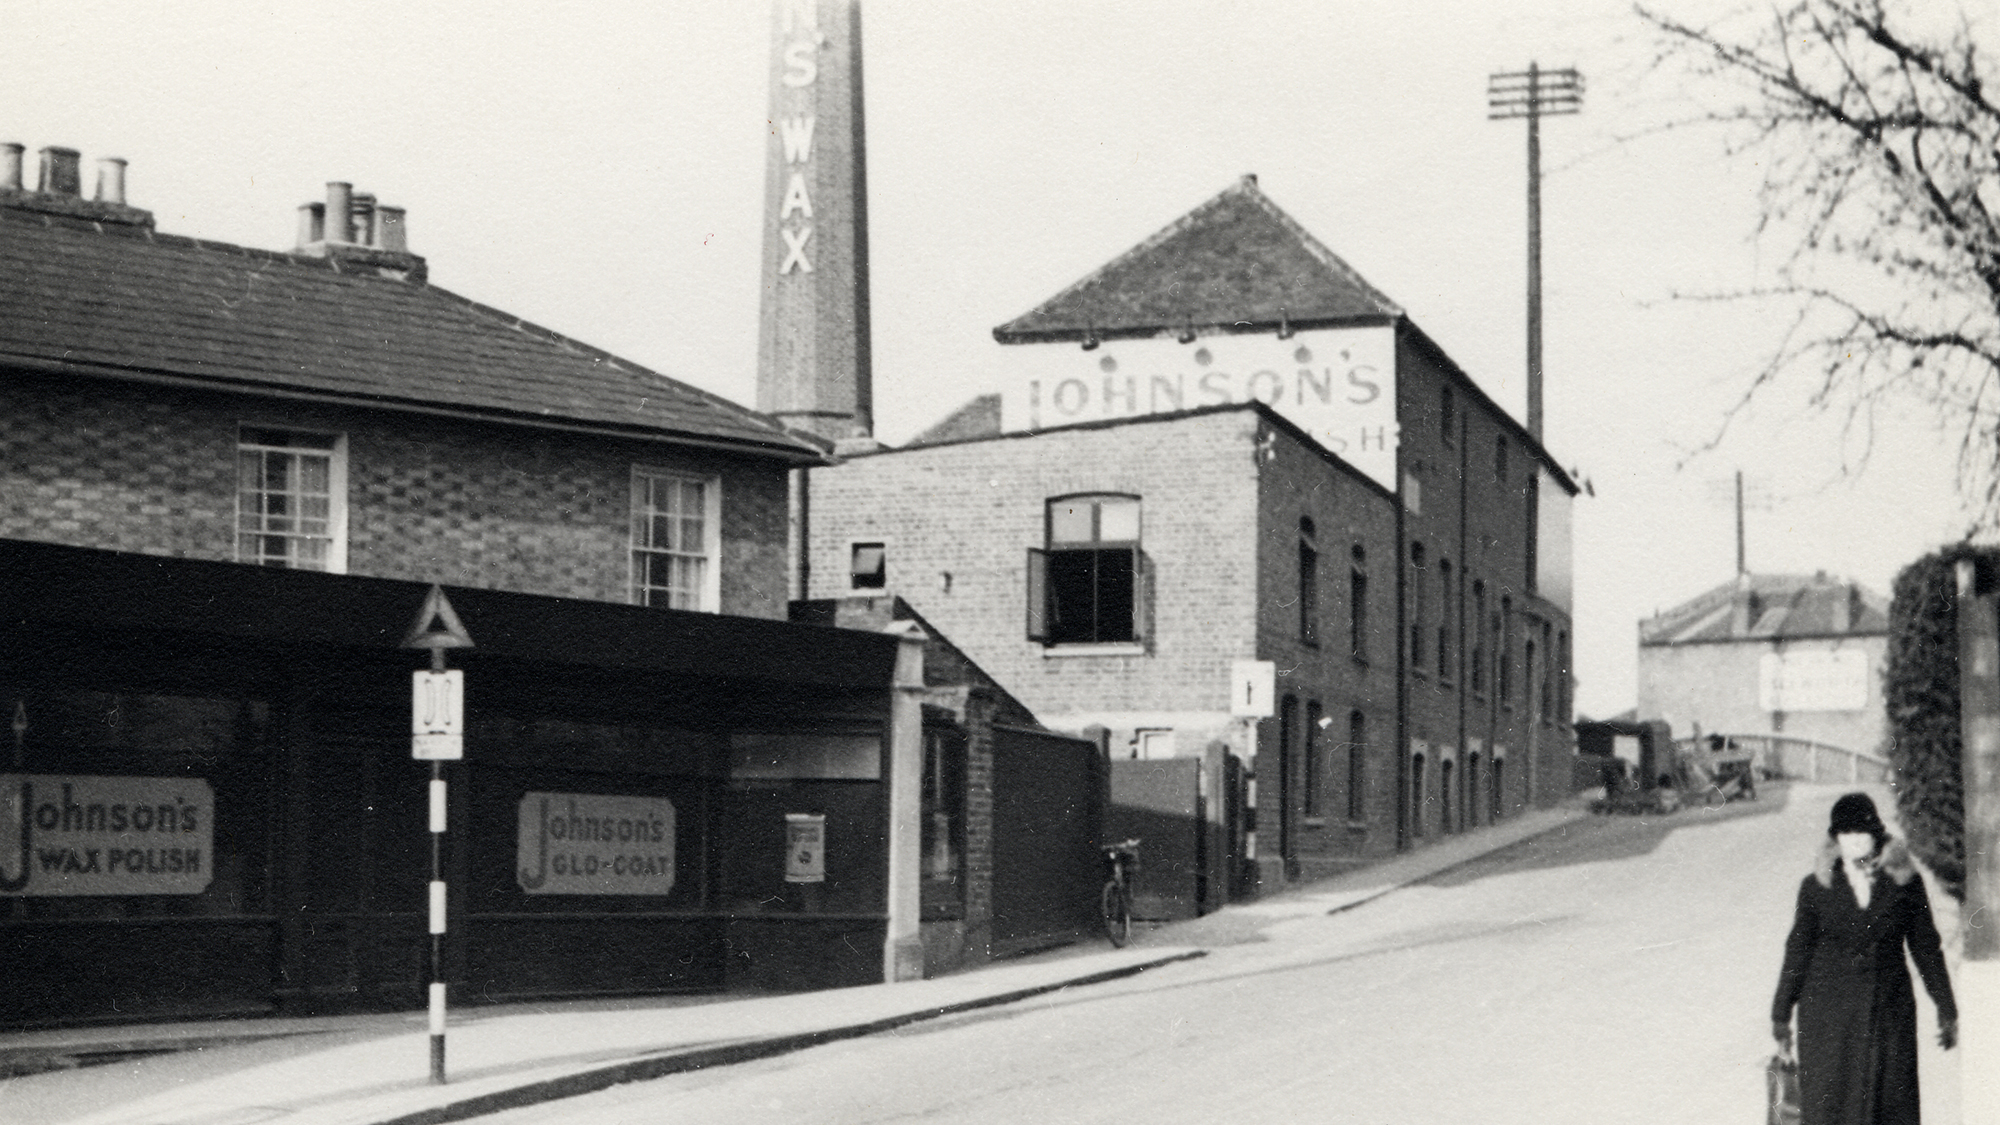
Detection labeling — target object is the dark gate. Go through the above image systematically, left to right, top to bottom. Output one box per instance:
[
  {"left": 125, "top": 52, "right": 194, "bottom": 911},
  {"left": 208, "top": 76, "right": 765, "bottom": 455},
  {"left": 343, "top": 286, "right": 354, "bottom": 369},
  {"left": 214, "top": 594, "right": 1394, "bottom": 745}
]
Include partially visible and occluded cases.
[{"left": 989, "top": 724, "right": 1102, "bottom": 954}]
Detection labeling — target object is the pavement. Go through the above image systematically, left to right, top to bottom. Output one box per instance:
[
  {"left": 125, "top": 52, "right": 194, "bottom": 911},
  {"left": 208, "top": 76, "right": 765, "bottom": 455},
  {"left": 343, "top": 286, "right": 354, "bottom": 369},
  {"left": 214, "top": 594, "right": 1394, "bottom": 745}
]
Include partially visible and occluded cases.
[{"left": 0, "top": 801, "right": 1590, "bottom": 1125}]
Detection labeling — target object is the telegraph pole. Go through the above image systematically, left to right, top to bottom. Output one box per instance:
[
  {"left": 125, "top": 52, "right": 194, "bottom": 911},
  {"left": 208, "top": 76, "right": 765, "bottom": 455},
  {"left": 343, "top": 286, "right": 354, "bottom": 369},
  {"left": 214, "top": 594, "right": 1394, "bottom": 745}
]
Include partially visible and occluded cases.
[{"left": 1488, "top": 63, "right": 1582, "bottom": 441}]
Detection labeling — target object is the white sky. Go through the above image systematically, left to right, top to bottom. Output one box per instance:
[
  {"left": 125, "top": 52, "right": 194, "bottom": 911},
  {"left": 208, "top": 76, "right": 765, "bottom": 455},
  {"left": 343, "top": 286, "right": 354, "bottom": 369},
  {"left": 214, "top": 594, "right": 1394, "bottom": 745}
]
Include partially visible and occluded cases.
[{"left": 3, "top": 0, "right": 1980, "bottom": 720}]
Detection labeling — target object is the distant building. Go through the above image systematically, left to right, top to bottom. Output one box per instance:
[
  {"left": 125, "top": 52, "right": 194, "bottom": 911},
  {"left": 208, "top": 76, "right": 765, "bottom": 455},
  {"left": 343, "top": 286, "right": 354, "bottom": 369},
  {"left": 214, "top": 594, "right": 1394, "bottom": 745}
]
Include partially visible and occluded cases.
[
  {"left": 799, "top": 176, "right": 1580, "bottom": 892},
  {"left": 1636, "top": 572, "right": 1890, "bottom": 757}
]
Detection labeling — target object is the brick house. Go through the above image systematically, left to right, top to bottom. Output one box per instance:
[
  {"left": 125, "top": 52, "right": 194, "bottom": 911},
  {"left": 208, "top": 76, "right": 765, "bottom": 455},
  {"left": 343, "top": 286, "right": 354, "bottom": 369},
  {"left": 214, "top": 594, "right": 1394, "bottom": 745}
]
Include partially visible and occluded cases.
[
  {"left": 0, "top": 145, "right": 1081, "bottom": 1026},
  {"left": 803, "top": 176, "right": 1578, "bottom": 890}
]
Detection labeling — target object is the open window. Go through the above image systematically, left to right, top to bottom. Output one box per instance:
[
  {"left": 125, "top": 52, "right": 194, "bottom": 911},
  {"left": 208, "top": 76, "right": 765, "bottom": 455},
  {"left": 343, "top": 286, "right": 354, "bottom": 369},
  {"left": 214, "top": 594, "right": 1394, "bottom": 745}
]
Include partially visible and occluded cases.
[{"left": 1026, "top": 494, "right": 1142, "bottom": 646}]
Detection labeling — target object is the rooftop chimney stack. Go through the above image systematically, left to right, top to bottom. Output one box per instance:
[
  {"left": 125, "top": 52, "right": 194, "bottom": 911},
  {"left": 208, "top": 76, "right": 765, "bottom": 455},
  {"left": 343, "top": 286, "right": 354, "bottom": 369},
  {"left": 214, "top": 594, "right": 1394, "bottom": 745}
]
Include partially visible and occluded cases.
[
  {"left": 2, "top": 144, "right": 22, "bottom": 191},
  {"left": 38, "top": 146, "right": 81, "bottom": 196},
  {"left": 94, "top": 157, "right": 127, "bottom": 205},
  {"left": 325, "top": 182, "right": 353, "bottom": 243},
  {"left": 351, "top": 191, "right": 376, "bottom": 246},
  {"left": 296, "top": 202, "right": 325, "bottom": 248},
  {"left": 376, "top": 205, "right": 407, "bottom": 253}
]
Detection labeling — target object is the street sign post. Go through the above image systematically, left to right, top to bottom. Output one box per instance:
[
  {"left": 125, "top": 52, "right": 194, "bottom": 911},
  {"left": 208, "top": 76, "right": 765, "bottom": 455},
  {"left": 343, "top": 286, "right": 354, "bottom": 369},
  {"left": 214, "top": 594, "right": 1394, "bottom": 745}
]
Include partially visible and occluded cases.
[{"left": 401, "top": 585, "right": 473, "bottom": 1085}]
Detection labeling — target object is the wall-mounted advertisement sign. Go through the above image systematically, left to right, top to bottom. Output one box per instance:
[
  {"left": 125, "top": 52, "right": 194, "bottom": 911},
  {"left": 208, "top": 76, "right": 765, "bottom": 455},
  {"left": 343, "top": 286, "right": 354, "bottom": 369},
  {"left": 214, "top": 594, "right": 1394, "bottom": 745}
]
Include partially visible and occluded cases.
[
  {"left": 999, "top": 326, "right": 1400, "bottom": 489},
  {"left": 1758, "top": 650, "right": 1870, "bottom": 713},
  {"left": 0, "top": 774, "right": 214, "bottom": 896},
  {"left": 515, "top": 792, "right": 676, "bottom": 896},
  {"left": 785, "top": 812, "right": 826, "bottom": 883}
]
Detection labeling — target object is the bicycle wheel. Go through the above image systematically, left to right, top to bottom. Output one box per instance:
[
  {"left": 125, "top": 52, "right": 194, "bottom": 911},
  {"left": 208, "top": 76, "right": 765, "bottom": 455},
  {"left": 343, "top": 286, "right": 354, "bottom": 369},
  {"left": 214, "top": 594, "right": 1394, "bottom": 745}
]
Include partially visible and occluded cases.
[{"left": 1100, "top": 880, "right": 1130, "bottom": 947}]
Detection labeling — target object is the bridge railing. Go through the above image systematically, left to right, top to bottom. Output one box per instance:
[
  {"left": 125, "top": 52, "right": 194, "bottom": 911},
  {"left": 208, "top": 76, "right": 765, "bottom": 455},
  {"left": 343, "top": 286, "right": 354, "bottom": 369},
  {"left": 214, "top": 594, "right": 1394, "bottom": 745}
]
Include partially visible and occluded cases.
[{"left": 1673, "top": 734, "right": 1895, "bottom": 785}]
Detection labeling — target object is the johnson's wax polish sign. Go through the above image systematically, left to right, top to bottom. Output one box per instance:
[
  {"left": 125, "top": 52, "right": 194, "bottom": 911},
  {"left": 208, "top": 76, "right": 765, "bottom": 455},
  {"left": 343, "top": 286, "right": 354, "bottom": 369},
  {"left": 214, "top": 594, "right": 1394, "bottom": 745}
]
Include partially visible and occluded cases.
[
  {"left": 1000, "top": 326, "right": 1401, "bottom": 490},
  {"left": 0, "top": 774, "right": 214, "bottom": 895},
  {"left": 515, "top": 792, "right": 676, "bottom": 895}
]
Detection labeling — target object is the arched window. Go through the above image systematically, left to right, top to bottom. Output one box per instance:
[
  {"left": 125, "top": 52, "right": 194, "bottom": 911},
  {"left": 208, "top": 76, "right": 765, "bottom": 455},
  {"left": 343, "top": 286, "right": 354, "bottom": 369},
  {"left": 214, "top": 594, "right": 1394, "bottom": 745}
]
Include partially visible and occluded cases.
[
  {"left": 1027, "top": 494, "right": 1141, "bottom": 645},
  {"left": 1350, "top": 544, "right": 1369, "bottom": 660},
  {"left": 1304, "top": 700, "right": 1324, "bottom": 816},
  {"left": 1411, "top": 750, "right": 1427, "bottom": 838}
]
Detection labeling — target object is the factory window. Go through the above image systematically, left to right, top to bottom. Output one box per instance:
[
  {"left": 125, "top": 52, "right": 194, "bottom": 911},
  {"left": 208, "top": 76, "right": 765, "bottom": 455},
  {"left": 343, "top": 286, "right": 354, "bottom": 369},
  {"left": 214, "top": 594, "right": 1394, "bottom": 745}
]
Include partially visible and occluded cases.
[
  {"left": 237, "top": 426, "right": 346, "bottom": 572},
  {"left": 632, "top": 469, "right": 720, "bottom": 611},
  {"left": 1028, "top": 494, "right": 1141, "bottom": 646},
  {"left": 1299, "top": 518, "right": 1319, "bottom": 646},
  {"left": 850, "top": 542, "right": 887, "bottom": 590},
  {"left": 1409, "top": 543, "right": 1428, "bottom": 673},
  {"left": 1351, "top": 545, "right": 1369, "bottom": 660},
  {"left": 1437, "top": 558, "right": 1454, "bottom": 682},
  {"left": 1471, "top": 581, "right": 1488, "bottom": 696},
  {"left": 1304, "top": 701, "right": 1325, "bottom": 817},
  {"left": 1347, "top": 710, "right": 1367, "bottom": 822}
]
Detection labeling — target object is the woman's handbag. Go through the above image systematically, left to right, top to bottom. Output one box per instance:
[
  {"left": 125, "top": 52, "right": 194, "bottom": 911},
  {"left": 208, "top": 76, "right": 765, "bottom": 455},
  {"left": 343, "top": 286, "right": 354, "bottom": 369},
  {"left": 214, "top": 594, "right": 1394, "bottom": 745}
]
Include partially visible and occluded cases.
[{"left": 1766, "top": 1051, "right": 1801, "bottom": 1125}]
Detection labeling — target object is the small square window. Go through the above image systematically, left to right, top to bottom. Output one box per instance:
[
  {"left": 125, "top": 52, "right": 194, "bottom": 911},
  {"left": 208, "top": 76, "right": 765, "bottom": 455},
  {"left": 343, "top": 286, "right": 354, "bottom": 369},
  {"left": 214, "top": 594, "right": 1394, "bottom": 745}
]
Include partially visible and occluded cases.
[
  {"left": 236, "top": 426, "right": 347, "bottom": 573},
  {"left": 851, "top": 542, "right": 887, "bottom": 590}
]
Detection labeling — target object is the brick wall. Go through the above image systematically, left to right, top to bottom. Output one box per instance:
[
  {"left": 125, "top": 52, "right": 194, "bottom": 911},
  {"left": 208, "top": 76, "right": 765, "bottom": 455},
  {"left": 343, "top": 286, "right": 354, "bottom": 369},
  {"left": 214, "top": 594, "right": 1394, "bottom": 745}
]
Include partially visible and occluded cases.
[
  {"left": 0, "top": 371, "right": 791, "bottom": 618},
  {"left": 806, "top": 409, "right": 1265, "bottom": 716}
]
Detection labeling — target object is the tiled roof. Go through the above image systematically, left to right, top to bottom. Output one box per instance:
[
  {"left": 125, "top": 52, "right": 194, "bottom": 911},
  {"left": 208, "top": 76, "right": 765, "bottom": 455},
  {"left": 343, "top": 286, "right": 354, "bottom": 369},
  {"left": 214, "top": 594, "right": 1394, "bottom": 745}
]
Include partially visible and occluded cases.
[
  {"left": 992, "top": 174, "right": 1401, "bottom": 343},
  {"left": 0, "top": 206, "right": 822, "bottom": 462},
  {"left": 905, "top": 393, "right": 1002, "bottom": 446},
  {"left": 1639, "top": 573, "right": 1890, "bottom": 645}
]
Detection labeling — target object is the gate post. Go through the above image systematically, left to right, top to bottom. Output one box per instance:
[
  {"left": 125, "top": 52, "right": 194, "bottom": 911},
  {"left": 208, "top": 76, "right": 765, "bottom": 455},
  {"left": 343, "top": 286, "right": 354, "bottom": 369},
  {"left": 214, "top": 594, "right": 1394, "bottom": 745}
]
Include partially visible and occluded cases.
[{"left": 1954, "top": 559, "right": 2000, "bottom": 1123}]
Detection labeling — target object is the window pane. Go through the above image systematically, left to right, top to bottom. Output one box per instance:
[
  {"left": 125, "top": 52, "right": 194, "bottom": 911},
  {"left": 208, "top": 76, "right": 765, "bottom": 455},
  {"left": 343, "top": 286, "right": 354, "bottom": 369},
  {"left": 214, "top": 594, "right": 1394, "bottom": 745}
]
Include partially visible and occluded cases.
[
  {"left": 1097, "top": 498, "right": 1140, "bottom": 542},
  {"left": 1049, "top": 501, "right": 1092, "bottom": 544},
  {"left": 1095, "top": 548, "right": 1136, "bottom": 641}
]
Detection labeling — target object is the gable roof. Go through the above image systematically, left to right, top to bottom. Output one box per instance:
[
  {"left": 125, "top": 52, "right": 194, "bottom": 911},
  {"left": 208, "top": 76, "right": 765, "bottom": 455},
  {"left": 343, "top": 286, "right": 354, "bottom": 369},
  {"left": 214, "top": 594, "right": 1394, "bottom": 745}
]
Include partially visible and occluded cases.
[
  {"left": 992, "top": 174, "right": 1401, "bottom": 344},
  {"left": 0, "top": 204, "right": 822, "bottom": 463},
  {"left": 1639, "top": 573, "right": 1889, "bottom": 645}
]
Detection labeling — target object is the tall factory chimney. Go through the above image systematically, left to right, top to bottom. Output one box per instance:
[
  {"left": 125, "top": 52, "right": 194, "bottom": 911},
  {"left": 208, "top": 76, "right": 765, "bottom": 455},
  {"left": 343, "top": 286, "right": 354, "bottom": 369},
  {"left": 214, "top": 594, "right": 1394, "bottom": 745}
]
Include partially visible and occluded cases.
[{"left": 755, "top": 0, "right": 874, "bottom": 449}]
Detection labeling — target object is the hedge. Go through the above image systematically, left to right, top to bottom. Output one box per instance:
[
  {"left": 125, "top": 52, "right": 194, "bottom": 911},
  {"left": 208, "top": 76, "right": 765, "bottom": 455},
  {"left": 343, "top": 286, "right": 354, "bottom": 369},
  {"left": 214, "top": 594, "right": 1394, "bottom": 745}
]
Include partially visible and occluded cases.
[{"left": 1884, "top": 545, "right": 1978, "bottom": 900}]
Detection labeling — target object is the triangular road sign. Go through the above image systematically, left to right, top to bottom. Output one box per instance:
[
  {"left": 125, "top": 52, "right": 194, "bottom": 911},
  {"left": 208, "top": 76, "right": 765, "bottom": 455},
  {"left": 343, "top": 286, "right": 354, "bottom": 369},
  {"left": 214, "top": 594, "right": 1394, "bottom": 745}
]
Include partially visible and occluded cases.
[{"left": 402, "top": 585, "right": 475, "bottom": 650}]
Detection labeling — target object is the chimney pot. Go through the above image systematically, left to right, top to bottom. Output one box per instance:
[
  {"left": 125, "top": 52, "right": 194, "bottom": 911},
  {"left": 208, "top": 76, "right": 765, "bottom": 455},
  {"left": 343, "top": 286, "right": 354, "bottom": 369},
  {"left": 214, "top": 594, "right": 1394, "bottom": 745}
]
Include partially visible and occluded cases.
[
  {"left": 1, "top": 144, "right": 22, "bottom": 191},
  {"left": 38, "top": 146, "right": 82, "bottom": 196},
  {"left": 93, "top": 156, "right": 127, "bottom": 205},
  {"left": 325, "top": 182, "right": 353, "bottom": 243},
  {"left": 351, "top": 191, "right": 377, "bottom": 246},
  {"left": 296, "top": 202, "right": 325, "bottom": 248},
  {"left": 376, "top": 205, "right": 408, "bottom": 253}
]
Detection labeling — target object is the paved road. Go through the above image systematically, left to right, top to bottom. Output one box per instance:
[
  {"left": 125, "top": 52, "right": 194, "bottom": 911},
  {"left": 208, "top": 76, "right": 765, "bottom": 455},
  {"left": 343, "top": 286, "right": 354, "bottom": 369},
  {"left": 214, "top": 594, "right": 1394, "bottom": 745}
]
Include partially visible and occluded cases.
[{"left": 476, "top": 784, "right": 1961, "bottom": 1125}]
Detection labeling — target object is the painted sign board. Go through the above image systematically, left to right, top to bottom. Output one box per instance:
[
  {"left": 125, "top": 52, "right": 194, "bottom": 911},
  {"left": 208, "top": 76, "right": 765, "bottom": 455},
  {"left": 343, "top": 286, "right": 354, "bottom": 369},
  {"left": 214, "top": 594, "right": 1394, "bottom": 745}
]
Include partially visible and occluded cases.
[
  {"left": 999, "top": 326, "right": 1400, "bottom": 489},
  {"left": 1759, "top": 650, "right": 1870, "bottom": 713},
  {"left": 0, "top": 774, "right": 214, "bottom": 896},
  {"left": 515, "top": 792, "right": 676, "bottom": 895}
]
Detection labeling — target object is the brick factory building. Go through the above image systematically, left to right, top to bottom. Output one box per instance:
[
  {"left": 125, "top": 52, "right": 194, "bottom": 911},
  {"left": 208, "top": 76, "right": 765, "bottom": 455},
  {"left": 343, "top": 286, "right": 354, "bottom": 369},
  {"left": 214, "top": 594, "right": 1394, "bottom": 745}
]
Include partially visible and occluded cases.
[{"left": 797, "top": 176, "right": 1580, "bottom": 893}]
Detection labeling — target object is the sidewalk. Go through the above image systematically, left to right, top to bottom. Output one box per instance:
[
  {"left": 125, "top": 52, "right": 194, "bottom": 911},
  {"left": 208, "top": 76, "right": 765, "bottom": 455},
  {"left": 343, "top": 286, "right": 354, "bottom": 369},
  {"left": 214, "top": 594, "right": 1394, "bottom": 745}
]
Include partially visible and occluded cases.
[{"left": 0, "top": 802, "right": 1589, "bottom": 1125}]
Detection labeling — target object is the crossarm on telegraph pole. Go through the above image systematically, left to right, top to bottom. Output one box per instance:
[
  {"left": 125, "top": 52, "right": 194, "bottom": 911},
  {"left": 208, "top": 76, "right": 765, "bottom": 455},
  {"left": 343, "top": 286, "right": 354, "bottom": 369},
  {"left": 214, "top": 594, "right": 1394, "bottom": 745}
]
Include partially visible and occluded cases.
[{"left": 1487, "top": 62, "right": 1582, "bottom": 443}]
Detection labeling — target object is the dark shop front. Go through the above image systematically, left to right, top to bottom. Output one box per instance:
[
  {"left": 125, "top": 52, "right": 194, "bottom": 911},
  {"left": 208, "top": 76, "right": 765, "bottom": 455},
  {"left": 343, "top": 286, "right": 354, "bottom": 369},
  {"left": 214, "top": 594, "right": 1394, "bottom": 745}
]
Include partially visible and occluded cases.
[{"left": 0, "top": 539, "right": 906, "bottom": 1028}]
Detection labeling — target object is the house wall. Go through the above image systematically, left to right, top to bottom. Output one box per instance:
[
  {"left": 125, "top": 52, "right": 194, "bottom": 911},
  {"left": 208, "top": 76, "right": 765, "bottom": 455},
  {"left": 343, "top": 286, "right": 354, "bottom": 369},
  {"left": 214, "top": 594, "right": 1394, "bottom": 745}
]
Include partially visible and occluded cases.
[
  {"left": 0, "top": 371, "right": 791, "bottom": 618},
  {"left": 1637, "top": 634, "right": 1889, "bottom": 755}
]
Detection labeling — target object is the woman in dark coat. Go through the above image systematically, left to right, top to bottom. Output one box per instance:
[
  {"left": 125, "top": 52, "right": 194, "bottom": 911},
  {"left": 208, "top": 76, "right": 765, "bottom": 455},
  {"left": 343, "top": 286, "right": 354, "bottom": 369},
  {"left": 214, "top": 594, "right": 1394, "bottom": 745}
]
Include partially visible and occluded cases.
[{"left": 1773, "top": 792, "right": 1957, "bottom": 1125}]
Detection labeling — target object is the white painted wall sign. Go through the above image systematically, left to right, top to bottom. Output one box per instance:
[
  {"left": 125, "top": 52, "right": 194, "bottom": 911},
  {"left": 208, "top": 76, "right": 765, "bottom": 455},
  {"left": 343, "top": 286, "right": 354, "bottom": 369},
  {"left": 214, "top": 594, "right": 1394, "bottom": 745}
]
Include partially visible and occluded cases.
[
  {"left": 0, "top": 774, "right": 214, "bottom": 896},
  {"left": 515, "top": 792, "right": 676, "bottom": 895}
]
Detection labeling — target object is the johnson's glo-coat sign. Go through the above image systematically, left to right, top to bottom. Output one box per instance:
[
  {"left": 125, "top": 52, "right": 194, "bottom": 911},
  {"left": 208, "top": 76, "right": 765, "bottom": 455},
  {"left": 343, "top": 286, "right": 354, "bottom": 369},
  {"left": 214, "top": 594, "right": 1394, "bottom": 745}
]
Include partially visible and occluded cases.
[
  {"left": 1000, "top": 326, "right": 1400, "bottom": 489},
  {"left": 0, "top": 774, "right": 215, "bottom": 896},
  {"left": 516, "top": 792, "right": 676, "bottom": 896}
]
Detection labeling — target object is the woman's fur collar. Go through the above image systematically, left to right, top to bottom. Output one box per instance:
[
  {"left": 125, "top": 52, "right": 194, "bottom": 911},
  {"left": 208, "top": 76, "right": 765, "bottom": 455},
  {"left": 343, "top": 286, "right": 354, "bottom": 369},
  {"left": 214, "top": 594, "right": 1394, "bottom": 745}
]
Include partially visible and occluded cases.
[{"left": 1813, "top": 837, "right": 1915, "bottom": 888}]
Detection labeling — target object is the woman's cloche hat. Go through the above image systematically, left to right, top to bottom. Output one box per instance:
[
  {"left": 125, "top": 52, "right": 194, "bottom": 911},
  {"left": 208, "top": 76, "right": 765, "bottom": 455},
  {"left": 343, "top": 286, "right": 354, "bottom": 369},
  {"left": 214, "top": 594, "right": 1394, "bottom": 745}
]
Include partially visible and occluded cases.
[{"left": 1828, "top": 791, "right": 1887, "bottom": 838}]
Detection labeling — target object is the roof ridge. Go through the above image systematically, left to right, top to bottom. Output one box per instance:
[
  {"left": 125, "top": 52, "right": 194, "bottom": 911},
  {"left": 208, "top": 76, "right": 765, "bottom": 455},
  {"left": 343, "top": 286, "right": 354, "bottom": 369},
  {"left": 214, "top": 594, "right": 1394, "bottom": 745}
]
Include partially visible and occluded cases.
[{"left": 415, "top": 281, "right": 811, "bottom": 446}]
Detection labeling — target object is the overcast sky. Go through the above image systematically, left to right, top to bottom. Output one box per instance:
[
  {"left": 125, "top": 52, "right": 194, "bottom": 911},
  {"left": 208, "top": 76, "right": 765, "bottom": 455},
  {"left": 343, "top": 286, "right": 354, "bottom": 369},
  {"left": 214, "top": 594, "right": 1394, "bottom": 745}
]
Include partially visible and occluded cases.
[{"left": 3, "top": 0, "right": 1981, "bottom": 720}]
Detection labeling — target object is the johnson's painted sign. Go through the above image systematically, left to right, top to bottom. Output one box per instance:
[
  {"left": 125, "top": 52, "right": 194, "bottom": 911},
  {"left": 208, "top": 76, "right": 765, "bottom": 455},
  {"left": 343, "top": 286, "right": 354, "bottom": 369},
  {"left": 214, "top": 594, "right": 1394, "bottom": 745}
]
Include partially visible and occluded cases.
[
  {"left": 1000, "top": 326, "right": 1400, "bottom": 489},
  {"left": 0, "top": 774, "right": 214, "bottom": 896},
  {"left": 515, "top": 792, "right": 676, "bottom": 896}
]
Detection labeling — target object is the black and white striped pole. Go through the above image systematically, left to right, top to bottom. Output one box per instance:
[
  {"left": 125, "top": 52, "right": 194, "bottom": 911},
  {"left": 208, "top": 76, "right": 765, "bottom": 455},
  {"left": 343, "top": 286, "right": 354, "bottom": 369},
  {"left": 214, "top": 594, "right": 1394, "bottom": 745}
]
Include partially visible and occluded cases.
[{"left": 404, "top": 585, "right": 474, "bottom": 1086}]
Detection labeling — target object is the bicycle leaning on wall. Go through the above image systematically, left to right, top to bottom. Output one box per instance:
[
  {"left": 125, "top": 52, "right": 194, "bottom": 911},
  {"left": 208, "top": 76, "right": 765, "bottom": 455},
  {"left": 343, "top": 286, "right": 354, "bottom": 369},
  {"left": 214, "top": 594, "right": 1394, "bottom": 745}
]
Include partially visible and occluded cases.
[{"left": 1099, "top": 838, "right": 1141, "bottom": 947}]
